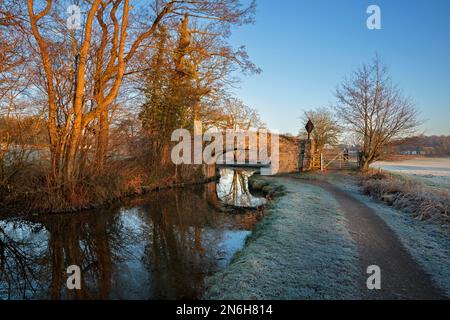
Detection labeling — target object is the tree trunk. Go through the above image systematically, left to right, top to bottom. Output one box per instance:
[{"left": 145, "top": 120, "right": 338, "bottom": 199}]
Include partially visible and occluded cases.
[
  {"left": 94, "top": 108, "right": 110, "bottom": 171},
  {"left": 64, "top": 113, "right": 83, "bottom": 193},
  {"left": 360, "top": 159, "right": 371, "bottom": 171}
]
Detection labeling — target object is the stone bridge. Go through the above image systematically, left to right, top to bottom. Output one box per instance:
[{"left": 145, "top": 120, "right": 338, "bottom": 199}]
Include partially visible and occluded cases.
[{"left": 192, "top": 132, "right": 309, "bottom": 179}]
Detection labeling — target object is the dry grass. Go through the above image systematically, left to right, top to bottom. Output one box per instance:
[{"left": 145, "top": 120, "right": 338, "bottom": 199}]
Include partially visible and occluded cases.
[
  {"left": 0, "top": 156, "right": 210, "bottom": 216},
  {"left": 0, "top": 162, "right": 133, "bottom": 215},
  {"left": 360, "top": 171, "right": 450, "bottom": 224}
]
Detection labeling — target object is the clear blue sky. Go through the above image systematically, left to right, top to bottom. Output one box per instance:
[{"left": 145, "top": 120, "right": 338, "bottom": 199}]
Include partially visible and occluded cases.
[{"left": 229, "top": 0, "right": 450, "bottom": 135}]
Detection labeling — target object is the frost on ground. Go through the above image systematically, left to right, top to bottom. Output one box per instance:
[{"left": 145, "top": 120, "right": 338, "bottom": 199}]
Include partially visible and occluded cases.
[
  {"left": 372, "top": 158, "right": 450, "bottom": 192},
  {"left": 360, "top": 172, "right": 449, "bottom": 223},
  {"left": 333, "top": 176, "right": 450, "bottom": 297},
  {"left": 204, "top": 178, "right": 360, "bottom": 300}
]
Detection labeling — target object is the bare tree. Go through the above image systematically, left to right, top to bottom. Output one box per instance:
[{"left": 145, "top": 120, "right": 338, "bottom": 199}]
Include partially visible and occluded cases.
[
  {"left": 334, "top": 57, "right": 421, "bottom": 170},
  {"left": 210, "top": 97, "right": 264, "bottom": 130},
  {"left": 300, "top": 107, "right": 341, "bottom": 152}
]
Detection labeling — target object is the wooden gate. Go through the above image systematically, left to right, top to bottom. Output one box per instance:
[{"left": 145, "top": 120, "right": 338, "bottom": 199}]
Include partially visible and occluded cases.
[
  {"left": 312, "top": 151, "right": 358, "bottom": 170},
  {"left": 311, "top": 154, "right": 321, "bottom": 169}
]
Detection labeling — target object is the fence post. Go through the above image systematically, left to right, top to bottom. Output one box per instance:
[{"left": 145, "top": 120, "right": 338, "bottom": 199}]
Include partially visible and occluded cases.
[{"left": 320, "top": 153, "right": 323, "bottom": 171}]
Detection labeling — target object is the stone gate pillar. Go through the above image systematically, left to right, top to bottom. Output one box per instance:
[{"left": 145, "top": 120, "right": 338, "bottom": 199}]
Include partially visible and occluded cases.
[{"left": 299, "top": 139, "right": 316, "bottom": 171}]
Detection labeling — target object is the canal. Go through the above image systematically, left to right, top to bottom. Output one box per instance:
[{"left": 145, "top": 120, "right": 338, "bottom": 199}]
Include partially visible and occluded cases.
[{"left": 0, "top": 168, "right": 266, "bottom": 299}]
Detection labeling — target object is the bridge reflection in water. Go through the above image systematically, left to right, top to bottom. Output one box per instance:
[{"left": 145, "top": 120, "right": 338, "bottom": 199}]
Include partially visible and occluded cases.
[
  {"left": 0, "top": 168, "right": 265, "bottom": 300},
  {"left": 217, "top": 168, "right": 266, "bottom": 208}
]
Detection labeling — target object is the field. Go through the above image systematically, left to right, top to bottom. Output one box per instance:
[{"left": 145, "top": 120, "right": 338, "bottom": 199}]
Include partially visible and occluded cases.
[{"left": 372, "top": 158, "right": 450, "bottom": 192}]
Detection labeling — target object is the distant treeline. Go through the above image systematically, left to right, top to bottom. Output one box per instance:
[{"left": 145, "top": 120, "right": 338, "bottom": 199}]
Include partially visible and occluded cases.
[{"left": 392, "top": 135, "right": 450, "bottom": 156}]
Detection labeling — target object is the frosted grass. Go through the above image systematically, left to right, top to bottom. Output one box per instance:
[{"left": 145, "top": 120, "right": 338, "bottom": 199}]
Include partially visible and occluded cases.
[{"left": 205, "top": 179, "right": 360, "bottom": 300}]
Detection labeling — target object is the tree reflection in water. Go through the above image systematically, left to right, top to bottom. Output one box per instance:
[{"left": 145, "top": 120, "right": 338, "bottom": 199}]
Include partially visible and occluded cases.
[{"left": 0, "top": 178, "right": 263, "bottom": 300}]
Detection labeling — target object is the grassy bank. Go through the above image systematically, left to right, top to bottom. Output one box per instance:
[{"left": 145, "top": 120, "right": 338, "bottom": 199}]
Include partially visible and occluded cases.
[
  {"left": 0, "top": 160, "right": 212, "bottom": 217},
  {"left": 360, "top": 171, "right": 450, "bottom": 224},
  {"left": 248, "top": 176, "right": 287, "bottom": 200},
  {"left": 204, "top": 177, "right": 360, "bottom": 300}
]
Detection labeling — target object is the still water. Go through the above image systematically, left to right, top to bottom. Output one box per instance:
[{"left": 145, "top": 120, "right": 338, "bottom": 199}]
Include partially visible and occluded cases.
[{"left": 0, "top": 169, "right": 265, "bottom": 300}]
